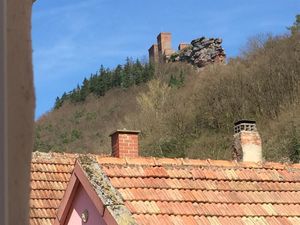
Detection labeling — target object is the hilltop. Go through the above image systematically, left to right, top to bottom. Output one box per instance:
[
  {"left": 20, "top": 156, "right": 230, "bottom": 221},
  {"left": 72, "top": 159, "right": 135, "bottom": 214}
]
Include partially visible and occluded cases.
[{"left": 35, "top": 18, "right": 300, "bottom": 162}]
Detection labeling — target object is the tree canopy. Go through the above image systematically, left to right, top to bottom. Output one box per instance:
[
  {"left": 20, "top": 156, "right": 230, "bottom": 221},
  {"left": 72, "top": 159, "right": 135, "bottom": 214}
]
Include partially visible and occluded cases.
[
  {"left": 288, "top": 14, "right": 300, "bottom": 35},
  {"left": 54, "top": 58, "right": 154, "bottom": 109}
]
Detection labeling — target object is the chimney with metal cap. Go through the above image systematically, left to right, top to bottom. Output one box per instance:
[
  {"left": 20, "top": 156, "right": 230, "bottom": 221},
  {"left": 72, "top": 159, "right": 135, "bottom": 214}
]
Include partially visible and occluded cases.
[
  {"left": 233, "top": 120, "right": 262, "bottom": 162},
  {"left": 110, "top": 129, "right": 140, "bottom": 158}
]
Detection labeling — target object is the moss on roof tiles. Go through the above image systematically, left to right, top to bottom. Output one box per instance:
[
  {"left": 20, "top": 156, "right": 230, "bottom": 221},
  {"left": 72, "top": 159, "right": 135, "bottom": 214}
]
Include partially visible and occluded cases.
[{"left": 78, "top": 155, "right": 137, "bottom": 225}]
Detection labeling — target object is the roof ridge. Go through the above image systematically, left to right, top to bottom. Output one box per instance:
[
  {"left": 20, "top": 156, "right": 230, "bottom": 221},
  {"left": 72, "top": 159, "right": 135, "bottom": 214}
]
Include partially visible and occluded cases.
[
  {"left": 32, "top": 151, "right": 78, "bottom": 157},
  {"left": 32, "top": 152, "right": 300, "bottom": 170},
  {"left": 96, "top": 156, "right": 300, "bottom": 170},
  {"left": 118, "top": 187, "right": 300, "bottom": 192},
  {"left": 123, "top": 198, "right": 300, "bottom": 205},
  {"left": 128, "top": 200, "right": 300, "bottom": 205},
  {"left": 132, "top": 214, "right": 300, "bottom": 218}
]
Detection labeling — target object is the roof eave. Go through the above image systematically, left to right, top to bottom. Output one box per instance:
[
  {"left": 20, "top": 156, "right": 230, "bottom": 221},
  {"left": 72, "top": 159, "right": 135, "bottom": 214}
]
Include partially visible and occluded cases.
[{"left": 56, "top": 156, "right": 137, "bottom": 225}]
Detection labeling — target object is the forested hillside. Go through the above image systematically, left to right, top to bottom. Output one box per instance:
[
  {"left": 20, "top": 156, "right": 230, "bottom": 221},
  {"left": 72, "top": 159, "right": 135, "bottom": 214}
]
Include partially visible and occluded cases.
[
  {"left": 35, "top": 17, "right": 300, "bottom": 162},
  {"left": 54, "top": 58, "right": 154, "bottom": 109}
]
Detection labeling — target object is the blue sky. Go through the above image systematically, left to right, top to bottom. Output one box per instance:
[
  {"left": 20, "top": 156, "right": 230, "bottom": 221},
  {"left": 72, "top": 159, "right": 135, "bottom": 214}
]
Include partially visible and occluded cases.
[{"left": 32, "top": 0, "right": 300, "bottom": 119}]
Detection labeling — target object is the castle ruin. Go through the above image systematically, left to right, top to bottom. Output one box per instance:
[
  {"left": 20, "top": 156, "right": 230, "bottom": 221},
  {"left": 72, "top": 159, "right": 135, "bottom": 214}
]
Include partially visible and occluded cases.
[
  {"left": 148, "top": 32, "right": 226, "bottom": 68},
  {"left": 148, "top": 32, "right": 186, "bottom": 63}
]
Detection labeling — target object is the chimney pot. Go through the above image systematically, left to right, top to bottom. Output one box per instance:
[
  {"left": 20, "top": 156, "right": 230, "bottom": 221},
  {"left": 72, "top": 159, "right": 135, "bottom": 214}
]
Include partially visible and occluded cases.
[
  {"left": 233, "top": 120, "right": 262, "bottom": 162},
  {"left": 110, "top": 129, "right": 140, "bottom": 158}
]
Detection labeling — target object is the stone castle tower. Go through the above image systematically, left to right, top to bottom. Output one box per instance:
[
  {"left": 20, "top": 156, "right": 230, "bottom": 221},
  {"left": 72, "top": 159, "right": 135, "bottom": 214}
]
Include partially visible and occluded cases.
[{"left": 149, "top": 32, "right": 176, "bottom": 63}]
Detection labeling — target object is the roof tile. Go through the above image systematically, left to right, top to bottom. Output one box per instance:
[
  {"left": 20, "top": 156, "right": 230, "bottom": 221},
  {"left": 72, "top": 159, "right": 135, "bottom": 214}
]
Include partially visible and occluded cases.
[
  {"left": 29, "top": 152, "right": 76, "bottom": 225},
  {"left": 30, "top": 153, "right": 300, "bottom": 225},
  {"left": 96, "top": 156, "right": 126, "bottom": 165},
  {"left": 97, "top": 156, "right": 300, "bottom": 224}
]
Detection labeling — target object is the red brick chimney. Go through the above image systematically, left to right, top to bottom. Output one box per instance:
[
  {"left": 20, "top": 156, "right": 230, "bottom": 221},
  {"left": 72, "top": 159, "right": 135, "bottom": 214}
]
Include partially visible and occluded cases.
[{"left": 110, "top": 129, "right": 140, "bottom": 158}]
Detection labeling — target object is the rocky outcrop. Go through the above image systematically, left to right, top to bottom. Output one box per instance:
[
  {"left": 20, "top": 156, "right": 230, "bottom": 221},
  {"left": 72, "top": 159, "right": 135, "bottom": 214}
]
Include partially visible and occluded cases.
[{"left": 169, "top": 37, "right": 226, "bottom": 68}]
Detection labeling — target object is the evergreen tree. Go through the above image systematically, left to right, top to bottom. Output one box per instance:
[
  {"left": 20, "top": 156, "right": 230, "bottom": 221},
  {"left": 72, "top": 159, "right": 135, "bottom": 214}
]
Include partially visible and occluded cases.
[
  {"left": 288, "top": 14, "right": 300, "bottom": 35},
  {"left": 53, "top": 57, "right": 155, "bottom": 108},
  {"left": 122, "top": 57, "right": 135, "bottom": 88},
  {"left": 133, "top": 59, "right": 144, "bottom": 85},
  {"left": 143, "top": 63, "right": 154, "bottom": 82},
  {"left": 112, "top": 65, "right": 122, "bottom": 87},
  {"left": 101, "top": 68, "right": 112, "bottom": 92},
  {"left": 168, "top": 70, "right": 185, "bottom": 88},
  {"left": 179, "top": 70, "right": 185, "bottom": 86},
  {"left": 89, "top": 73, "right": 98, "bottom": 93},
  {"left": 169, "top": 74, "right": 178, "bottom": 87},
  {"left": 95, "top": 76, "right": 106, "bottom": 96},
  {"left": 79, "top": 78, "right": 90, "bottom": 101},
  {"left": 70, "top": 85, "right": 82, "bottom": 103},
  {"left": 54, "top": 97, "right": 62, "bottom": 109}
]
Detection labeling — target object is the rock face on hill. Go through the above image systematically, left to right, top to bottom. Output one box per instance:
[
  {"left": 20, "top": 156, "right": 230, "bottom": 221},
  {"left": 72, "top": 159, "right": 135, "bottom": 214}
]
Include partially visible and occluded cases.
[{"left": 169, "top": 37, "right": 226, "bottom": 68}]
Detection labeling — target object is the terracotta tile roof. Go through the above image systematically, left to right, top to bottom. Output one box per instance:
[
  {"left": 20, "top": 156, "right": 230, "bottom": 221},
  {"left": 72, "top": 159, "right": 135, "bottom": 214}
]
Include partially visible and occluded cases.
[
  {"left": 30, "top": 152, "right": 77, "bottom": 225},
  {"left": 31, "top": 152, "right": 300, "bottom": 225},
  {"left": 93, "top": 156, "right": 300, "bottom": 225}
]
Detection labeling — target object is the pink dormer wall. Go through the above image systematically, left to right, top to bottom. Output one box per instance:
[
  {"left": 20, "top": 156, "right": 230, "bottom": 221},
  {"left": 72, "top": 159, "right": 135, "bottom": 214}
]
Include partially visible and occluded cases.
[{"left": 64, "top": 184, "right": 107, "bottom": 225}]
